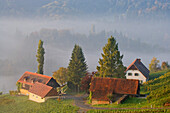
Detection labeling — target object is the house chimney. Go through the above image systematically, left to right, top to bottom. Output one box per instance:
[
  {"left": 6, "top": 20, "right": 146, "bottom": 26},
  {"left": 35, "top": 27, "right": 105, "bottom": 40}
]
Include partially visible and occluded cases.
[{"left": 137, "top": 59, "right": 141, "bottom": 63}]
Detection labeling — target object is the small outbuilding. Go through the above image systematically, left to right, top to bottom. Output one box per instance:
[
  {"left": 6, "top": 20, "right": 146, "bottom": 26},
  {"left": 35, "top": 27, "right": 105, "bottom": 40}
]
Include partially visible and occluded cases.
[
  {"left": 125, "top": 59, "right": 150, "bottom": 84},
  {"left": 89, "top": 77, "right": 140, "bottom": 105},
  {"left": 28, "top": 82, "right": 58, "bottom": 103}
]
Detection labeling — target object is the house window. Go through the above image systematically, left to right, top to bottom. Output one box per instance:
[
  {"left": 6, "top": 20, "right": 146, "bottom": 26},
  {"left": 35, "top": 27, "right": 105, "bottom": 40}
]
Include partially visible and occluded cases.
[
  {"left": 128, "top": 73, "right": 132, "bottom": 76},
  {"left": 135, "top": 73, "right": 139, "bottom": 76},
  {"left": 32, "top": 95, "right": 34, "bottom": 97},
  {"left": 36, "top": 96, "right": 38, "bottom": 98}
]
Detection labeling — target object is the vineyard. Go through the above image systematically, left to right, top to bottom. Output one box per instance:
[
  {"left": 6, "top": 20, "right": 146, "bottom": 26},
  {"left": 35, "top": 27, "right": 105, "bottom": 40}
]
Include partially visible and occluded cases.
[
  {"left": 149, "top": 70, "right": 169, "bottom": 80},
  {"left": 143, "top": 72, "right": 170, "bottom": 106}
]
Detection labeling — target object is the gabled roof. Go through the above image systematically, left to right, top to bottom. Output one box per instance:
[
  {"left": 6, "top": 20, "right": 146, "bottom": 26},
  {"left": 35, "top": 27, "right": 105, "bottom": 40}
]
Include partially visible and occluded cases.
[
  {"left": 125, "top": 59, "right": 150, "bottom": 78},
  {"left": 17, "top": 71, "right": 52, "bottom": 85},
  {"left": 89, "top": 77, "right": 139, "bottom": 101},
  {"left": 29, "top": 82, "right": 58, "bottom": 98}
]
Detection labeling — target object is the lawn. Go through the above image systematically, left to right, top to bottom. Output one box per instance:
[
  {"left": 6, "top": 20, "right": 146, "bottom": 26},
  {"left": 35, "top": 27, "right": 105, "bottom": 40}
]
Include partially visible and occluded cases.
[
  {"left": 0, "top": 94, "right": 79, "bottom": 113},
  {"left": 93, "top": 97, "right": 150, "bottom": 108}
]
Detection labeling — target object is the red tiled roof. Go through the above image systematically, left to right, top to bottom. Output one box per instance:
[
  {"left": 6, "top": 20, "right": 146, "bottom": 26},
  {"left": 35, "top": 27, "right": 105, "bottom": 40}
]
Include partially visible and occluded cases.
[
  {"left": 125, "top": 59, "right": 150, "bottom": 78},
  {"left": 17, "top": 71, "right": 52, "bottom": 85},
  {"left": 89, "top": 77, "right": 139, "bottom": 101},
  {"left": 29, "top": 82, "right": 58, "bottom": 98}
]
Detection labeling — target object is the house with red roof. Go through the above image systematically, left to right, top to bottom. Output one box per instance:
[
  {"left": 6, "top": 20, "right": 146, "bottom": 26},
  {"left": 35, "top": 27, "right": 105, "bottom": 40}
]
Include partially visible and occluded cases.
[
  {"left": 125, "top": 59, "right": 149, "bottom": 84},
  {"left": 17, "top": 71, "right": 60, "bottom": 95},
  {"left": 89, "top": 77, "right": 140, "bottom": 105},
  {"left": 29, "top": 82, "right": 58, "bottom": 103}
]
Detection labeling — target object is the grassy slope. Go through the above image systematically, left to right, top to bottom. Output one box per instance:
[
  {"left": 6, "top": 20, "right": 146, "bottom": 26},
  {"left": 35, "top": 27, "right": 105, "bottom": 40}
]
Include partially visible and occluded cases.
[
  {"left": 149, "top": 70, "right": 169, "bottom": 80},
  {"left": 0, "top": 94, "right": 79, "bottom": 113}
]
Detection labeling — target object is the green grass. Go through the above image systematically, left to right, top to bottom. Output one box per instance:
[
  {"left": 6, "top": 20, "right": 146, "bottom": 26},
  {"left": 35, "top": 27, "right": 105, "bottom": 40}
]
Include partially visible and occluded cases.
[
  {"left": 0, "top": 94, "right": 79, "bottom": 113},
  {"left": 93, "top": 97, "right": 151, "bottom": 108},
  {"left": 87, "top": 109, "right": 170, "bottom": 113}
]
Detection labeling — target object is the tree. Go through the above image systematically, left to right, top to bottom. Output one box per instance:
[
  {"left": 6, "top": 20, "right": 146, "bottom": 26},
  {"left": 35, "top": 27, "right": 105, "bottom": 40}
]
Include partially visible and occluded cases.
[
  {"left": 96, "top": 36, "right": 125, "bottom": 78},
  {"left": 36, "top": 40, "right": 45, "bottom": 74},
  {"left": 67, "top": 44, "right": 87, "bottom": 92},
  {"left": 149, "top": 57, "right": 160, "bottom": 72},
  {"left": 161, "top": 62, "right": 169, "bottom": 71},
  {"left": 52, "top": 67, "right": 68, "bottom": 86}
]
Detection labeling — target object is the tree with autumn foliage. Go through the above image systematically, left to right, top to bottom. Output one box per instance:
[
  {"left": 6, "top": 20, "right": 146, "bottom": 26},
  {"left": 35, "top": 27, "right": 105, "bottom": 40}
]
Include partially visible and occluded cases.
[
  {"left": 96, "top": 36, "right": 125, "bottom": 78},
  {"left": 36, "top": 40, "right": 45, "bottom": 74},
  {"left": 149, "top": 57, "right": 160, "bottom": 72},
  {"left": 161, "top": 62, "right": 169, "bottom": 71},
  {"left": 52, "top": 67, "right": 68, "bottom": 86},
  {"left": 80, "top": 73, "right": 92, "bottom": 93}
]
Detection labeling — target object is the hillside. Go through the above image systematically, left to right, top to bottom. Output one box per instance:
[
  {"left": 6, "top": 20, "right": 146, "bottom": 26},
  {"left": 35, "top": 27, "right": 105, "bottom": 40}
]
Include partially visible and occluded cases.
[
  {"left": 0, "top": 0, "right": 169, "bottom": 20},
  {"left": 143, "top": 72, "right": 170, "bottom": 106}
]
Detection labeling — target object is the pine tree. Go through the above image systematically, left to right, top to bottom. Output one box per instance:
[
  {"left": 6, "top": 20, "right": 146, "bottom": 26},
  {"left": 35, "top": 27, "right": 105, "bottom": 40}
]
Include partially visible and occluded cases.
[
  {"left": 96, "top": 36, "right": 125, "bottom": 78},
  {"left": 36, "top": 40, "right": 45, "bottom": 74},
  {"left": 67, "top": 44, "right": 87, "bottom": 92}
]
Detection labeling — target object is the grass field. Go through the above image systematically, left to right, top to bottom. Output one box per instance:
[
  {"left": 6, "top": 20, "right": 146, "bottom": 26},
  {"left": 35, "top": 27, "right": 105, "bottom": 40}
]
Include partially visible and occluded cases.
[
  {"left": 0, "top": 94, "right": 79, "bottom": 113},
  {"left": 93, "top": 97, "right": 152, "bottom": 108}
]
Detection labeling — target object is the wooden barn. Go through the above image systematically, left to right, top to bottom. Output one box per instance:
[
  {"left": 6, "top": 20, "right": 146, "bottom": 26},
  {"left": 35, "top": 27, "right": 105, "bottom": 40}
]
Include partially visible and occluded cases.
[
  {"left": 17, "top": 71, "right": 60, "bottom": 95},
  {"left": 89, "top": 77, "right": 140, "bottom": 105},
  {"left": 29, "top": 82, "right": 58, "bottom": 103}
]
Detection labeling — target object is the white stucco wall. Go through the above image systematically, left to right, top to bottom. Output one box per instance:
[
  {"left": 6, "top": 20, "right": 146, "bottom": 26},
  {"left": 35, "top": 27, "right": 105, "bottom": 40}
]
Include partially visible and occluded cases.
[
  {"left": 125, "top": 70, "right": 147, "bottom": 83},
  {"left": 29, "top": 93, "right": 45, "bottom": 103}
]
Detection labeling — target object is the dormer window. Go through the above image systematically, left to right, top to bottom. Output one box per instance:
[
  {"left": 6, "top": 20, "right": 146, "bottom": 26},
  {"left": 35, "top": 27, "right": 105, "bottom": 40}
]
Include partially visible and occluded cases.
[
  {"left": 128, "top": 73, "right": 132, "bottom": 76},
  {"left": 24, "top": 76, "right": 30, "bottom": 81},
  {"left": 31, "top": 78, "right": 36, "bottom": 83}
]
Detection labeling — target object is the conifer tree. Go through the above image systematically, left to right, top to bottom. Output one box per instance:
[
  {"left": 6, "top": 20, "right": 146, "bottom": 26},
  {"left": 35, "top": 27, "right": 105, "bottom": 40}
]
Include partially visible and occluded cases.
[
  {"left": 96, "top": 36, "right": 125, "bottom": 78},
  {"left": 36, "top": 40, "right": 45, "bottom": 74},
  {"left": 67, "top": 44, "right": 87, "bottom": 92}
]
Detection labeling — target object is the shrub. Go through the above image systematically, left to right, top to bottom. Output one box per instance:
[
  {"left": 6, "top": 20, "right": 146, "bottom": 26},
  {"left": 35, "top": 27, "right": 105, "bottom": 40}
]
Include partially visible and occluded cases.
[{"left": 9, "top": 90, "right": 18, "bottom": 95}]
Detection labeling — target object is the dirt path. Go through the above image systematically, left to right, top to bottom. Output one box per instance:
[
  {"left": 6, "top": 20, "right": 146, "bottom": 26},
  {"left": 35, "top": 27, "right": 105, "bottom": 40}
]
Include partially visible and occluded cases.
[{"left": 63, "top": 94, "right": 170, "bottom": 113}]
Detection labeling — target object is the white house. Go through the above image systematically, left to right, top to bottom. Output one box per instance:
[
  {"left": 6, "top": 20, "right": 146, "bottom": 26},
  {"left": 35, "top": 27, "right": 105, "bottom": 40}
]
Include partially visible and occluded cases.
[{"left": 125, "top": 59, "right": 150, "bottom": 84}]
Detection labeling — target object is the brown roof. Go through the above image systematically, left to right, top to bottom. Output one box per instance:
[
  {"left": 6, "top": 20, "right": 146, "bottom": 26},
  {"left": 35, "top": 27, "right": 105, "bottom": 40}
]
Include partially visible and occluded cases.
[
  {"left": 125, "top": 59, "right": 150, "bottom": 78},
  {"left": 17, "top": 71, "right": 52, "bottom": 85},
  {"left": 89, "top": 77, "right": 139, "bottom": 101},
  {"left": 29, "top": 82, "right": 58, "bottom": 98}
]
